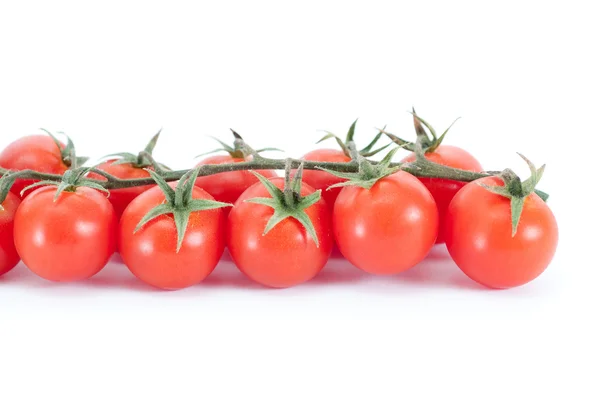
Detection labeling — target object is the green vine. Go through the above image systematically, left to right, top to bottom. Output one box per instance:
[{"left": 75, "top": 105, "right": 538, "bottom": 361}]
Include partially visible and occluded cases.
[{"left": 0, "top": 122, "right": 551, "bottom": 207}]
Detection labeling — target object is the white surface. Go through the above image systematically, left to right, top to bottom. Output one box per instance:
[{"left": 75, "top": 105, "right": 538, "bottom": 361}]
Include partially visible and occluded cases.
[{"left": 1, "top": 1, "right": 598, "bottom": 397}]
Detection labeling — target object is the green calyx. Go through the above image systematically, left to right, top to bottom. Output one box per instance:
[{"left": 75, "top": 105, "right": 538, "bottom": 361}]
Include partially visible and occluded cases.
[
  {"left": 382, "top": 108, "right": 460, "bottom": 153},
  {"left": 317, "top": 119, "right": 391, "bottom": 158},
  {"left": 42, "top": 128, "right": 89, "bottom": 169},
  {"left": 102, "top": 129, "right": 166, "bottom": 169},
  {"left": 196, "top": 129, "right": 281, "bottom": 160},
  {"left": 317, "top": 146, "right": 401, "bottom": 190},
  {"left": 478, "top": 153, "right": 546, "bottom": 237},
  {"left": 245, "top": 161, "right": 322, "bottom": 247},
  {"left": 21, "top": 167, "right": 110, "bottom": 201},
  {"left": 134, "top": 167, "right": 232, "bottom": 252}
]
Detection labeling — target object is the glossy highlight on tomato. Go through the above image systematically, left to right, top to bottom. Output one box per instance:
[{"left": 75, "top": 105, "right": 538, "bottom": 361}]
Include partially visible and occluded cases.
[
  {"left": 0, "top": 135, "right": 69, "bottom": 197},
  {"left": 403, "top": 145, "right": 482, "bottom": 243},
  {"left": 195, "top": 155, "right": 277, "bottom": 208},
  {"left": 333, "top": 171, "right": 438, "bottom": 275},
  {"left": 445, "top": 176, "right": 558, "bottom": 289},
  {"left": 227, "top": 178, "right": 333, "bottom": 288},
  {"left": 119, "top": 182, "right": 226, "bottom": 290},
  {"left": 14, "top": 186, "right": 117, "bottom": 282},
  {"left": 0, "top": 192, "right": 21, "bottom": 277}
]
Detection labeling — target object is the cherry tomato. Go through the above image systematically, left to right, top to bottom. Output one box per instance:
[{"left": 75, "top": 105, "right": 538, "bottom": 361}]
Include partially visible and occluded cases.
[
  {"left": 0, "top": 135, "right": 69, "bottom": 197},
  {"left": 403, "top": 145, "right": 483, "bottom": 243},
  {"left": 297, "top": 148, "right": 351, "bottom": 210},
  {"left": 195, "top": 155, "right": 277, "bottom": 210},
  {"left": 89, "top": 160, "right": 153, "bottom": 218},
  {"left": 333, "top": 171, "right": 438, "bottom": 275},
  {"left": 445, "top": 176, "right": 558, "bottom": 289},
  {"left": 227, "top": 178, "right": 333, "bottom": 288},
  {"left": 119, "top": 183, "right": 226, "bottom": 290},
  {"left": 14, "top": 186, "right": 117, "bottom": 282},
  {"left": 0, "top": 192, "right": 20, "bottom": 277}
]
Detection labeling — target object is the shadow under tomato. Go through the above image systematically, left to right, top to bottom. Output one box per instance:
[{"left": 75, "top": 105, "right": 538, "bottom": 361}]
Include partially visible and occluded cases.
[
  {"left": 392, "top": 245, "right": 487, "bottom": 291},
  {"left": 1, "top": 246, "right": 489, "bottom": 292},
  {"left": 0, "top": 258, "right": 157, "bottom": 293},
  {"left": 306, "top": 259, "right": 369, "bottom": 286},
  {"left": 201, "top": 261, "right": 265, "bottom": 290},
  {"left": 82, "top": 263, "right": 158, "bottom": 292}
]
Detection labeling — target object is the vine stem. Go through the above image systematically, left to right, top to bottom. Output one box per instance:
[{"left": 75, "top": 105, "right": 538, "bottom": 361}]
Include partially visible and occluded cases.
[
  {"left": 0, "top": 156, "right": 549, "bottom": 199},
  {"left": 283, "top": 158, "right": 295, "bottom": 207}
]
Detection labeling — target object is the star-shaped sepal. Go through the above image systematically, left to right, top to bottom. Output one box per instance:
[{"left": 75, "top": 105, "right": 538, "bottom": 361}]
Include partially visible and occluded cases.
[
  {"left": 478, "top": 153, "right": 546, "bottom": 236},
  {"left": 244, "top": 161, "right": 323, "bottom": 247},
  {"left": 134, "top": 167, "right": 232, "bottom": 252}
]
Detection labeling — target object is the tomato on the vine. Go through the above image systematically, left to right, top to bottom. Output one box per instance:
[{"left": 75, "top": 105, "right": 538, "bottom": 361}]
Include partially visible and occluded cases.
[
  {"left": 385, "top": 112, "right": 483, "bottom": 244},
  {"left": 296, "top": 120, "right": 390, "bottom": 210},
  {"left": 88, "top": 131, "right": 166, "bottom": 218},
  {"left": 89, "top": 131, "right": 165, "bottom": 218},
  {"left": 194, "top": 131, "right": 279, "bottom": 210},
  {"left": 0, "top": 135, "right": 70, "bottom": 197},
  {"left": 403, "top": 146, "right": 482, "bottom": 243},
  {"left": 298, "top": 149, "right": 351, "bottom": 210},
  {"left": 195, "top": 155, "right": 277, "bottom": 206},
  {"left": 90, "top": 160, "right": 153, "bottom": 217},
  {"left": 119, "top": 168, "right": 229, "bottom": 290},
  {"left": 333, "top": 170, "right": 438, "bottom": 275},
  {"left": 227, "top": 172, "right": 333, "bottom": 288},
  {"left": 445, "top": 174, "right": 558, "bottom": 289},
  {"left": 14, "top": 183, "right": 117, "bottom": 282},
  {"left": 0, "top": 191, "right": 20, "bottom": 277}
]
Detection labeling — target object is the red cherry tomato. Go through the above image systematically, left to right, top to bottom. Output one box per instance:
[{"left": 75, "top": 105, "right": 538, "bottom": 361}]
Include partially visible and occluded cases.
[
  {"left": 0, "top": 135, "right": 69, "bottom": 197},
  {"left": 402, "top": 145, "right": 482, "bottom": 243},
  {"left": 297, "top": 149, "right": 351, "bottom": 210},
  {"left": 195, "top": 155, "right": 277, "bottom": 210},
  {"left": 89, "top": 160, "right": 153, "bottom": 218},
  {"left": 333, "top": 171, "right": 438, "bottom": 275},
  {"left": 445, "top": 176, "right": 558, "bottom": 289},
  {"left": 227, "top": 178, "right": 333, "bottom": 288},
  {"left": 119, "top": 183, "right": 226, "bottom": 290},
  {"left": 14, "top": 186, "right": 117, "bottom": 282},
  {"left": 0, "top": 192, "right": 20, "bottom": 277}
]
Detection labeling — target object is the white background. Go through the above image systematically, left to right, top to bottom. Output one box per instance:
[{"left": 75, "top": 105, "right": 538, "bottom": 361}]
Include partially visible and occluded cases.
[{"left": 1, "top": 1, "right": 598, "bottom": 397}]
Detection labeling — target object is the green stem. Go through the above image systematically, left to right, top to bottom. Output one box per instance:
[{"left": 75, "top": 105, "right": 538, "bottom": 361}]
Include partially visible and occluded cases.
[
  {"left": 0, "top": 156, "right": 550, "bottom": 200},
  {"left": 283, "top": 158, "right": 295, "bottom": 207}
]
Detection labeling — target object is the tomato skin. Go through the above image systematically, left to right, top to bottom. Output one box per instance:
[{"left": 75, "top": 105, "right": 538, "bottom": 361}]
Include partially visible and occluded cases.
[
  {"left": 0, "top": 135, "right": 69, "bottom": 197},
  {"left": 403, "top": 145, "right": 483, "bottom": 244},
  {"left": 297, "top": 149, "right": 351, "bottom": 210},
  {"left": 195, "top": 155, "right": 277, "bottom": 211},
  {"left": 89, "top": 160, "right": 153, "bottom": 218},
  {"left": 333, "top": 171, "right": 438, "bottom": 275},
  {"left": 445, "top": 176, "right": 558, "bottom": 289},
  {"left": 227, "top": 178, "right": 333, "bottom": 288},
  {"left": 119, "top": 183, "right": 226, "bottom": 290},
  {"left": 14, "top": 186, "right": 117, "bottom": 282},
  {"left": 0, "top": 192, "right": 21, "bottom": 277}
]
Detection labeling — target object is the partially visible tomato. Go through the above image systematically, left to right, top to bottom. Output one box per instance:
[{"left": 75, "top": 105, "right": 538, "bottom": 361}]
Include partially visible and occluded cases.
[
  {"left": 0, "top": 135, "right": 69, "bottom": 197},
  {"left": 403, "top": 145, "right": 482, "bottom": 243},
  {"left": 296, "top": 149, "right": 351, "bottom": 210},
  {"left": 195, "top": 155, "right": 277, "bottom": 210},
  {"left": 89, "top": 160, "right": 153, "bottom": 218},
  {"left": 333, "top": 171, "right": 438, "bottom": 275},
  {"left": 445, "top": 176, "right": 558, "bottom": 289},
  {"left": 227, "top": 177, "right": 333, "bottom": 288},
  {"left": 119, "top": 182, "right": 226, "bottom": 290},
  {"left": 14, "top": 186, "right": 117, "bottom": 282},
  {"left": 0, "top": 191, "right": 20, "bottom": 277}
]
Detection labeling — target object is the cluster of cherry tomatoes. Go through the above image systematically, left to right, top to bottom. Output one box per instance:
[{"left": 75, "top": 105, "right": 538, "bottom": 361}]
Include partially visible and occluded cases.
[{"left": 0, "top": 121, "right": 558, "bottom": 290}]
